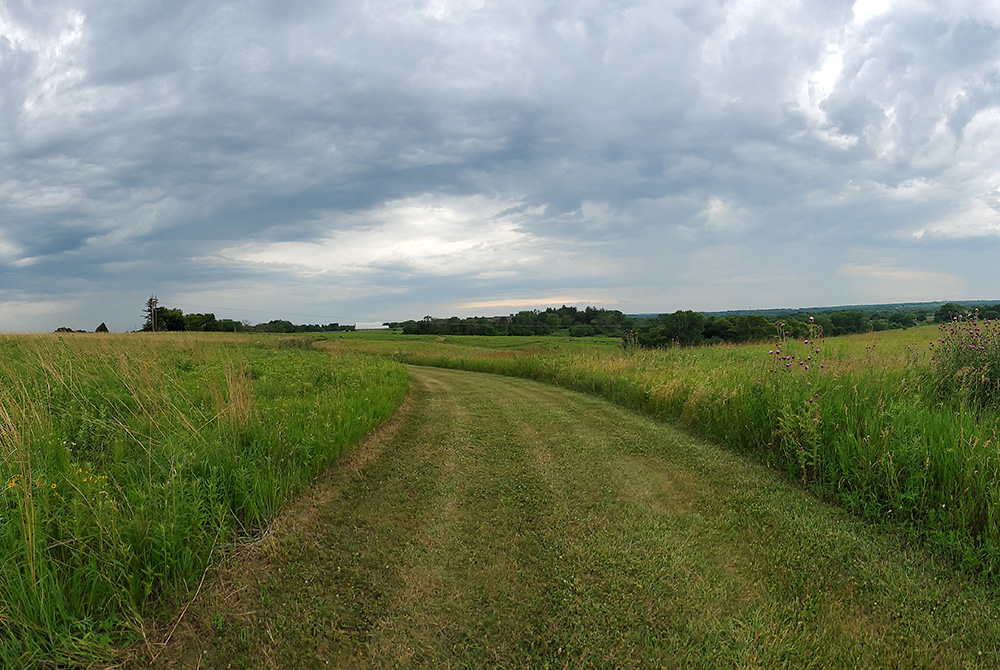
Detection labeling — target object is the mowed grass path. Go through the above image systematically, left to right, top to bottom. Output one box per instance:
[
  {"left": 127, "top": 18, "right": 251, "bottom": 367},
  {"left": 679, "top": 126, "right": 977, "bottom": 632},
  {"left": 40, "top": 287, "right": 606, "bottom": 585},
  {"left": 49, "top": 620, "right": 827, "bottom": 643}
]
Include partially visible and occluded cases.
[{"left": 137, "top": 366, "right": 1000, "bottom": 668}]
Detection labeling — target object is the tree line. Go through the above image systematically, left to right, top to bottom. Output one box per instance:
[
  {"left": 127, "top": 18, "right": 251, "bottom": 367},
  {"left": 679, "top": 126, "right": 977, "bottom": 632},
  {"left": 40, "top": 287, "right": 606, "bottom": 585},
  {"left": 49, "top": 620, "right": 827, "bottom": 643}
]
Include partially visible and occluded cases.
[
  {"left": 140, "top": 296, "right": 354, "bottom": 333},
  {"left": 63, "top": 298, "right": 995, "bottom": 343},
  {"left": 395, "top": 302, "right": 1000, "bottom": 348},
  {"left": 634, "top": 302, "right": 1000, "bottom": 348},
  {"left": 394, "top": 304, "right": 938, "bottom": 345},
  {"left": 395, "top": 306, "right": 634, "bottom": 337}
]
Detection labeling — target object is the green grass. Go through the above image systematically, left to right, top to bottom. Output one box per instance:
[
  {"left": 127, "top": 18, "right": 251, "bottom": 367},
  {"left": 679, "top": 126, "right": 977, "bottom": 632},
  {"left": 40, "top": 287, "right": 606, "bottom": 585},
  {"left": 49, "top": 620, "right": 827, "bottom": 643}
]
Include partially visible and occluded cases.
[
  {"left": 11, "top": 325, "right": 1000, "bottom": 665},
  {"left": 328, "top": 327, "right": 1000, "bottom": 577},
  {"left": 320, "top": 330, "right": 624, "bottom": 352},
  {"left": 0, "top": 333, "right": 408, "bottom": 666},
  {"left": 135, "top": 366, "right": 1000, "bottom": 668}
]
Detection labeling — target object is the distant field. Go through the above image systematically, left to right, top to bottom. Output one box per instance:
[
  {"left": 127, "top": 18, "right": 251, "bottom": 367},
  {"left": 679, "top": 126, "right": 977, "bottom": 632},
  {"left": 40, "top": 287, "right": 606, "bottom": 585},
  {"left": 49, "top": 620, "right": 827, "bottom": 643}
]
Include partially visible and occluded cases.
[
  {"left": 327, "top": 325, "right": 1000, "bottom": 577},
  {"left": 322, "top": 329, "right": 624, "bottom": 351},
  {"left": 0, "top": 333, "right": 408, "bottom": 666}
]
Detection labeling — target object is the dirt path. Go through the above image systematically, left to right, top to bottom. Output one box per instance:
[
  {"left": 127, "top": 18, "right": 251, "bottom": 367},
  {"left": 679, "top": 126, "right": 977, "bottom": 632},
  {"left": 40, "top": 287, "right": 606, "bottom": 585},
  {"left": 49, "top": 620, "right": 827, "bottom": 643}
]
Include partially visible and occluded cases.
[{"left": 133, "top": 366, "right": 1000, "bottom": 668}]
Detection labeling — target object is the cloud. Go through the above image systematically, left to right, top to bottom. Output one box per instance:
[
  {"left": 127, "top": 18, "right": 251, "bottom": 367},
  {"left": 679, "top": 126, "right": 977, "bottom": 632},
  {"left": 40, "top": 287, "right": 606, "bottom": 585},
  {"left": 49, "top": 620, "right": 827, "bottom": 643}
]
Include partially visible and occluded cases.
[
  {"left": 2, "top": 0, "right": 1000, "bottom": 331},
  {"left": 211, "top": 194, "right": 539, "bottom": 277},
  {"left": 913, "top": 201, "right": 1000, "bottom": 239},
  {"left": 838, "top": 263, "right": 963, "bottom": 301}
]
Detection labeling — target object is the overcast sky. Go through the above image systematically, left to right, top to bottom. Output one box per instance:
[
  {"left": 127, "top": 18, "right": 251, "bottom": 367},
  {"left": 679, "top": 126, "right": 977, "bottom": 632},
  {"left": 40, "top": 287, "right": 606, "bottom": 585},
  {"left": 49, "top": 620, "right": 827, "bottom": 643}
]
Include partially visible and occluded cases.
[{"left": 2, "top": 0, "right": 999, "bottom": 331}]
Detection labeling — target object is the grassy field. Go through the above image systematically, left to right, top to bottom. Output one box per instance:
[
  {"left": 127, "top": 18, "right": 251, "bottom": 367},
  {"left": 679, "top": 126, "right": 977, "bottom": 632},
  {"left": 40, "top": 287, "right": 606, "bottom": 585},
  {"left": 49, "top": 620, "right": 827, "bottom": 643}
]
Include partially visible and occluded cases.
[
  {"left": 7, "top": 323, "right": 1000, "bottom": 665},
  {"left": 324, "top": 325, "right": 1000, "bottom": 577},
  {"left": 0, "top": 333, "right": 408, "bottom": 666},
  {"left": 134, "top": 366, "right": 1000, "bottom": 668}
]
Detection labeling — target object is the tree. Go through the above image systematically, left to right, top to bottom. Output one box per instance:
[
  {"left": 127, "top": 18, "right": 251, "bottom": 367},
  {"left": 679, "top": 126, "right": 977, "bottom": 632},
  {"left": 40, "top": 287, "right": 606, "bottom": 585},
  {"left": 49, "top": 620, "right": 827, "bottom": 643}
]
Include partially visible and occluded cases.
[
  {"left": 143, "top": 295, "right": 159, "bottom": 332},
  {"left": 935, "top": 303, "right": 968, "bottom": 322},
  {"left": 154, "top": 307, "right": 185, "bottom": 331},
  {"left": 829, "top": 310, "right": 866, "bottom": 336},
  {"left": 183, "top": 312, "right": 218, "bottom": 331},
  {"left": 257, "top": 319, "right": 296, "bottom": 333},
  {"left": 95, "top": 322, "right": 109, "bottom": 333}
]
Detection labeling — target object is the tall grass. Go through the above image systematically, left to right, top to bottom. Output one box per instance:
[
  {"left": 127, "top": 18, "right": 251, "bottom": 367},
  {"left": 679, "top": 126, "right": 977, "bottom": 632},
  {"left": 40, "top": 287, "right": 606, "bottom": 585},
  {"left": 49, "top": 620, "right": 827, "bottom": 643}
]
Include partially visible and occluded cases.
[
  {"left": 334, "top": 327, "right": 1000, "bottom": 577},
  {"left": 0, "top": 333, "right": 408, "bottom": 666}
]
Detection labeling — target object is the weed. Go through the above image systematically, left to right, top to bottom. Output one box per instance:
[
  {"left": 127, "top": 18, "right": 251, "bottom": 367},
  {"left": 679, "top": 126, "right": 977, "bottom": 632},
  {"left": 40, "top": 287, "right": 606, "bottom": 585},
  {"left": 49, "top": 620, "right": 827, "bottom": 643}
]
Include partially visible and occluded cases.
[{"left": 929, "top": 312, "right": 1000, "bottom": 411}]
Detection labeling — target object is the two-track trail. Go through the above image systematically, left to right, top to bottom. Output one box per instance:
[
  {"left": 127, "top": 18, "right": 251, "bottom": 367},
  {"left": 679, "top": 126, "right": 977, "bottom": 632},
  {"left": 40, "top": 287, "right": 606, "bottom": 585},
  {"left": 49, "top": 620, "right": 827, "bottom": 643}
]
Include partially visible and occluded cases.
[{"left": 136, "top": 365, "right": 1000, "bottom": 668}]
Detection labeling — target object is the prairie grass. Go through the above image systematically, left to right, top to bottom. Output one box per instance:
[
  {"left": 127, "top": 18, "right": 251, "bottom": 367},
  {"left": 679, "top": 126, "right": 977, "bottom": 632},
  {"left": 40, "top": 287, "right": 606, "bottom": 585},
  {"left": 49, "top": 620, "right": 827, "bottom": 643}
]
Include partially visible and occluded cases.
[
  {"left": 330, "top": 326, "right": 1000, "bottom": 576},
  {"left": 0, "top": 333, "right": 407, "bottom": 666},
  {"left": 148, "top": 364, "right": 1000, "bottom": 668}
]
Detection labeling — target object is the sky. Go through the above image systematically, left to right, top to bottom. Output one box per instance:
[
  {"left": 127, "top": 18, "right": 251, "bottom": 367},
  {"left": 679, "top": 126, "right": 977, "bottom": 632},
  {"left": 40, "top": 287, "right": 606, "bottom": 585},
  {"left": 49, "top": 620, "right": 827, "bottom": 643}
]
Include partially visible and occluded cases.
[{"left": 2, "top": 0, "right": 1000, "bottom": 332}]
